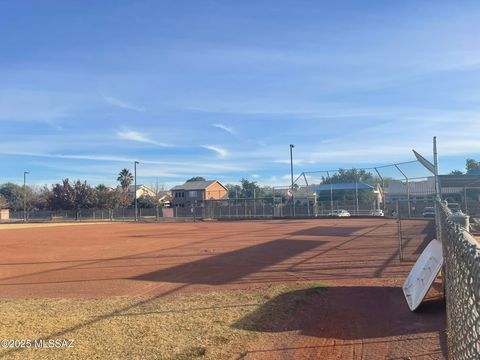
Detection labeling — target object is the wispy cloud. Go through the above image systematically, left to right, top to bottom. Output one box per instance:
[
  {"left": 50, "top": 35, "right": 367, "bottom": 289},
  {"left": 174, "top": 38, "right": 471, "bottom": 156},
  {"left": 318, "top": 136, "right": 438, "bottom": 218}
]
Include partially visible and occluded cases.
[
  {"left": 0, "top": 89, "right": 75, "bottom": 124},
  {"left": 101, "top": 93, "right": 146, "bottom": 112},
  {"left": 212, "top": 123, "right": 235, "bottom": 135},
  {"left": 116, "top": 130, "right": 171, "bottom": 147},
  {"left": 201, "top": 145, "right": 228, "bottom": 159},
  {"left": 0, "top": 151, "right": 245, "bottom": 172}
]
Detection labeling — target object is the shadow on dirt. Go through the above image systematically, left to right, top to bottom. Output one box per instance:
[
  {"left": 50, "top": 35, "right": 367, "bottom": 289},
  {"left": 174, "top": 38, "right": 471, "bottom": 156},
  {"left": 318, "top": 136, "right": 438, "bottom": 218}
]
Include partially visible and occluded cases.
[
  {"left": 410, "top": 221, "right": 436, "bottom": 255},
  {"left": 288, "top": 225, "right": 370, "bottom": 237},
  {"left": 132, "top": 239, "right": 326, "bottom": 285},
  {"left": 233, "top": 285, "right": 446, "bottom": 356}
]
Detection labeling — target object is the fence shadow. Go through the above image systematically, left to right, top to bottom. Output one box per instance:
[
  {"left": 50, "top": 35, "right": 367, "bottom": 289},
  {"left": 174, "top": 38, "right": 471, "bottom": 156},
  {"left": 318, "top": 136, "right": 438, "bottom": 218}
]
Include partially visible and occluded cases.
[
  {"left": 410, "top": 221, "right": 436, "bottom": 255},
  {"left": 132, "top": 239, "right": 325, "bottom": 285},
  {"left": 234, "top": 285, "right": 446, "bottom": 353}
]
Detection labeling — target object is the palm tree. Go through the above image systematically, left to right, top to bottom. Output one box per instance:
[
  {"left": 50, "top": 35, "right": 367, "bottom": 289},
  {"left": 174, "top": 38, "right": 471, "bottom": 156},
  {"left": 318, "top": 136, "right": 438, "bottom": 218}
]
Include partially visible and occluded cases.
[{"left": 117, "top": 169, "right": 133, "bottom": 191}]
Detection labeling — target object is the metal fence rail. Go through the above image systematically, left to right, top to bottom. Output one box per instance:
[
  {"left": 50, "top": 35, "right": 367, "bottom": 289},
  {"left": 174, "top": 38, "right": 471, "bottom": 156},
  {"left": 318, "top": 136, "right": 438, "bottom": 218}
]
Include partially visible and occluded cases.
[{"left": 437, "top": 201, "right": 480, "bottom": 360}]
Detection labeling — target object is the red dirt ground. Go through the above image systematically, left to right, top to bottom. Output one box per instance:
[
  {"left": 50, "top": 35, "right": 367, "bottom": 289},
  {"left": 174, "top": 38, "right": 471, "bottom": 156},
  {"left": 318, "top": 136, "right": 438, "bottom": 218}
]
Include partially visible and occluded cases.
[{"left": 0, "top": 218, "right": 446, "bottom": 359}]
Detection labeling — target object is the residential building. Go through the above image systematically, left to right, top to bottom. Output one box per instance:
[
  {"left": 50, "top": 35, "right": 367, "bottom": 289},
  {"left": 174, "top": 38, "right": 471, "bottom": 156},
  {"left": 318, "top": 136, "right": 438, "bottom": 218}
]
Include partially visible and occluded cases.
[
  {"left": 170, "top": 180, "right": 228, "bottom": 207},
  {"left": 127, "top": 185, "right": 172, "bottom": 206},
  {"left": 128, "top": 185, "right": 156, "bottom": 199},
  {"left": 156, "top": 191, "right": 173, "bottom": 207}
]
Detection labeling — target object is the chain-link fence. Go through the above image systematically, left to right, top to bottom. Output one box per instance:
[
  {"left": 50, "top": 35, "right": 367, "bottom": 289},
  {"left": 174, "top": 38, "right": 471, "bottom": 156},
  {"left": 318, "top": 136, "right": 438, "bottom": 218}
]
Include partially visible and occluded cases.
[
  {"left": 3, "top": 161, "right": 480, "bottom": 223},
  {"left": 167, "top": 161, "right": 449, "bottom": 220},
  {"left": 295, "top": 161, "right": 441, "bottom": 218},
  {"left": 171, "top": 197, "right": 387, "bottom": 219},
  {"left": 437, "top": 200, "right": 480, "bottom": 359},
  {"left": 8, "top": 208, "right": 167, "bottom": 222}
]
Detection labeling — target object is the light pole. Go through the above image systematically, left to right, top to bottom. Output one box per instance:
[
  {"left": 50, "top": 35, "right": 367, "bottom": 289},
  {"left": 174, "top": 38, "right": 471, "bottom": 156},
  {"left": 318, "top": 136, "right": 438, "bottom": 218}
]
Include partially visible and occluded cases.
[
  {"left": 290, "top": 144, "right": 295, "bottom": 216},
  {"left": 134, "top": 161, "right": 139, "bottom": 222},
  {"left": 23, "top": 171, "right": 29, "bottom": 222}
]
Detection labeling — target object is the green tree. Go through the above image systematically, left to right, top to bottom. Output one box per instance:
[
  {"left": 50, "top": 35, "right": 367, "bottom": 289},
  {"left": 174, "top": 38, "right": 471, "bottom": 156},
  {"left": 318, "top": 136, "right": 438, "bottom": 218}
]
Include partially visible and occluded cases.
[
  {"left": 466, "top": 159, "right": 480, "bottom": 174},
  {"left": 322, "top": 168, "right": 375, "bottom": 184},
  {"left": 117, "top": 169, "right": 134, "bottom": 191},
  {"left": 449, "top": 170, "right": 464, "bottom": 175},
  {"left": 186, "top": 176, "right": 206, "bottom": 182},
  {"left": 240, "top": 178, "right": 264, "bottom": 198},
  {"left": 47, "top": 179, "right": 95, "bottom": 213},
  {"left": 48, "top": 179, "right": 75, "bottom": 210},
  {"left": 73, "top": 181, "right": 96, "bottom": 210},
  {"left": 0, "top": 182, "right": 34, "bottom": 211},
  {"left": 226, "top": 184, "right": 241, "bottom": 199},
  {"left": 31, "top": 185, "right": 51, "bottom": 210},
  {"left": 95, "top": 185, "right": 120, "bottom": 209},
  {"left": 0, "top": 194, "right": 7, "bottom": 208},
  {"left": 137, "top": 195, "right": 157, "bottom": 208}
]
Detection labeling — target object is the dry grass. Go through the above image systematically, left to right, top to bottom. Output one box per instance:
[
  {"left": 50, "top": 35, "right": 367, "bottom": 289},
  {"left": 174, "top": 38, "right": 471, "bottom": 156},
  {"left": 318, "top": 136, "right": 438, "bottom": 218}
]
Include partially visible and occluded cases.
[{"left": 0, "top": 283, "right": 325, "bottom": 360}]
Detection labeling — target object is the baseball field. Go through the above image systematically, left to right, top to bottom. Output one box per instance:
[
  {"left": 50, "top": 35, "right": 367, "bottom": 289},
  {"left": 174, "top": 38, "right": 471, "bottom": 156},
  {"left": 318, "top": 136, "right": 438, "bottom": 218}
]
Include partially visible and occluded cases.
[{"left": 0, "top": 218, "right": 445, "bottom": 359}]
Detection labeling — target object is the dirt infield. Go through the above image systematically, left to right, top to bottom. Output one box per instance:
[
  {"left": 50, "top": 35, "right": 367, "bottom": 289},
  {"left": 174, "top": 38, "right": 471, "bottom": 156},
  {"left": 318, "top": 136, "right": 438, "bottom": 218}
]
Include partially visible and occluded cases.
[{"left": 0, "top": 218, "right": 445, "bottom": 359}]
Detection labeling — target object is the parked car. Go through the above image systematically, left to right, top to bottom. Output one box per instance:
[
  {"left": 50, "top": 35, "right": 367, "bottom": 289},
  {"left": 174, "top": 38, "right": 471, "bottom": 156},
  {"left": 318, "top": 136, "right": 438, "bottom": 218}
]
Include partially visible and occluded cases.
[
  {"left": 447, "top": 202, "right": 461, "bottom": 212},
  {"left": 422, "top": 207, "right": 435, "bottom": 218},
  {"left": 369, "top": 209, "right": 384, "bottom": 217},
  {"left": 328, "top": 210, "right": 351, "bottom": 217}
]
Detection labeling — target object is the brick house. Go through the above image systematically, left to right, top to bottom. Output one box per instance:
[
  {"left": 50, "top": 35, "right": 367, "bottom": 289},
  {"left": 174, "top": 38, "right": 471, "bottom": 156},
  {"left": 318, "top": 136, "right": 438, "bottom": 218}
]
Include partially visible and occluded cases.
[{"left": 170, "top": 180, "right": 228, "bottom": 207}]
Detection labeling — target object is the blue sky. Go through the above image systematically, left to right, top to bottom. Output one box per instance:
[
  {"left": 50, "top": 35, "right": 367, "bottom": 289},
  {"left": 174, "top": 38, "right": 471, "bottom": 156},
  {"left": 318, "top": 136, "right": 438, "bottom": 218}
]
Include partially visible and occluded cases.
[{"left": 1, "top": 1, "right": 480, "bottom": 189}]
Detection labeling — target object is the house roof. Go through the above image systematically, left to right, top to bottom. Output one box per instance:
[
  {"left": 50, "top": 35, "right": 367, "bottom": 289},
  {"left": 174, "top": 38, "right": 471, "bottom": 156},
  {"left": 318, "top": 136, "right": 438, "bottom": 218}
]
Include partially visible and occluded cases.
[
  {"left": 439, "top": 174, "right": 480, "bottom": 188},
  {"left": 385, "top": 175, "right": 480, "bottom": 196},
  {"left": 386, "top": 179, "right": 435, "bottom": 195},
  {"left": 170, "top": 180, "right": 219, "bottom": 191},
  {"left": 128, "top": 185, "right": 153, "bottom": 192},
  {"left": 157, "top": 191, "right": 171, "bottom": 197}
]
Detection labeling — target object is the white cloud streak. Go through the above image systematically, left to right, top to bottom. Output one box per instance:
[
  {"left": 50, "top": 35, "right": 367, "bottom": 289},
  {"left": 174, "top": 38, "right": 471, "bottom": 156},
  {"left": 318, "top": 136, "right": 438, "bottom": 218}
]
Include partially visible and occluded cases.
[
  {"left": 101, "top": 93, "right": 146, "bottom": 112},
  {"left": 212, "top": 123, "right": 235, "bottom": 135},
  {"left": 116, "top": 130, "right": 171, "bottom": 147},
  {"left": 201, "top": 145, "right": 228, "bottom": 159},
  {"left": 0, "top": 151, "right": 245, "bottom": 172}
]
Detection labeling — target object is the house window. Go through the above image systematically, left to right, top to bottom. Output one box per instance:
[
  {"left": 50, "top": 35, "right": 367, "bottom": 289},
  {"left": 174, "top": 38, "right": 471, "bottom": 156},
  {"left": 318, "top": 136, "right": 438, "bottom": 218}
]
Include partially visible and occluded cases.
[{"left": 188, "top": 191, "right": 196, "bottom": 198}]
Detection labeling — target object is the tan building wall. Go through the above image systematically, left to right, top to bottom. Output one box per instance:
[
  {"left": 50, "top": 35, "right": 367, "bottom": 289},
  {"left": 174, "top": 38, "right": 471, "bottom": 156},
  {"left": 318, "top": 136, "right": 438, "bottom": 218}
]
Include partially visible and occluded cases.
[
  {"left": 205, "top": 182, "right": 228, "bottom": 200},
  {"left": 0, "top": 209, "right": 10, "bottom": 221}
]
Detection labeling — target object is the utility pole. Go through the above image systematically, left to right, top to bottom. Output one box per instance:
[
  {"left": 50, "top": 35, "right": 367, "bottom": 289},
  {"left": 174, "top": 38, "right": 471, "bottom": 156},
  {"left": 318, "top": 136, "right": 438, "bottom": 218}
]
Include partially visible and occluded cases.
[
  {"left": 290, "top": 144, "right": 295, "bottom": 216},
  {"left": 134, "top": 161, "right": 139, "bottom": 222},
  {"left": 23, "top": 171, "right": 29, "bottom": 222}
]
